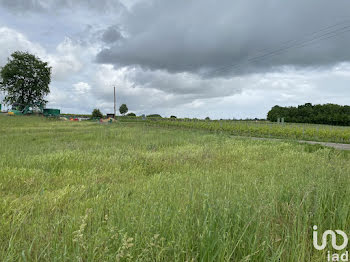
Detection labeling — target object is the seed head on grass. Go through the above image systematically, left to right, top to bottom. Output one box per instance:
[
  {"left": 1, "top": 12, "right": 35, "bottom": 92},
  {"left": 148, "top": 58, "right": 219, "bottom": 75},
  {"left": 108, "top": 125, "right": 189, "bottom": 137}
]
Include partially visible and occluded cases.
[{"left": 73, "top": 208, "right": 92, "bottom": 249}]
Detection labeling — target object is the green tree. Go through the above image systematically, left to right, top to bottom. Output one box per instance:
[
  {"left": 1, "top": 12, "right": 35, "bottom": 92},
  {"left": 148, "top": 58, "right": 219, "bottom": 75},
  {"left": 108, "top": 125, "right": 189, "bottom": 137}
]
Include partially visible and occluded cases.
[
  {"left": 0, "top": 51, "right": 51, "bottom": 110},
  {"left": 267, "top": 103, "right": 350, "bottom": 126},
  {"left": 119, "top": 104, "right": 128, "bottom": 115},
  {"left": 92, "top": 108, "right": 103, "bottom": 118},
  {"left": 147, "top": 114, "right": 162, "bottom": 118}
]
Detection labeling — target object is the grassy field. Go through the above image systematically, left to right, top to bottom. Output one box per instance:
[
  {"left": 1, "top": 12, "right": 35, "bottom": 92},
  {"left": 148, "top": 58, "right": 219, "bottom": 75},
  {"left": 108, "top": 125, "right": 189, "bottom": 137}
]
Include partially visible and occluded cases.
[
  {"left": 1, "top": 115, "right": 350, "bottom": 261},
  {"left": 146, "top": 119, "right": 350, "bottom": 144}
]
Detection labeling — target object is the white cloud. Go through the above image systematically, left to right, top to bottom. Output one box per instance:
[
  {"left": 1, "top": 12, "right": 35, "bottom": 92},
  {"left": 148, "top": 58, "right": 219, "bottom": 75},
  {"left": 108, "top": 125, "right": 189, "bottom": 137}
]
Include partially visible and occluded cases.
[
  {"left": 1, "top": 25, "right": 350, "bottom": 119},
  {"left": 0, "top": 27, "right": 46, "bottom": 66},
  {"left": 0, "top": 28, "right": 93, "bottom": 82},
  {"left": 46, "top": 37, "right": 102, "bottom": 81},
  {"left": 47, "top": 38, "right": 84, "bottom": 81},
  {"left": 50, "top": 61, "right": 350, "bottom": 117},
  {"left": 73, "top": 82, "right": 91, "bottom": 94}
]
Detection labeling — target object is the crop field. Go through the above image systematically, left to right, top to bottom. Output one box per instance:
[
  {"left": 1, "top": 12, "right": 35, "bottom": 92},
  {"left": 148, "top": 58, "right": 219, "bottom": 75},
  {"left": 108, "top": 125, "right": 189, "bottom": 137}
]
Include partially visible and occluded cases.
[
  {"left": 1, "top": 115, "right": 350, "bottom": 261},
  {"left": 147, "top": 119, "right": 350, "bottom": 144}
]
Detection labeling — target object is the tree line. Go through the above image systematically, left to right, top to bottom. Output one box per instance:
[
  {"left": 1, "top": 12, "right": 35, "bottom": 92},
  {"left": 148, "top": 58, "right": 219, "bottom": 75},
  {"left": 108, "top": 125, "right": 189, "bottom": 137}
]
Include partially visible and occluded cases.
[{"left": 267, "top": 103, "right": 350, "bottom": 126}]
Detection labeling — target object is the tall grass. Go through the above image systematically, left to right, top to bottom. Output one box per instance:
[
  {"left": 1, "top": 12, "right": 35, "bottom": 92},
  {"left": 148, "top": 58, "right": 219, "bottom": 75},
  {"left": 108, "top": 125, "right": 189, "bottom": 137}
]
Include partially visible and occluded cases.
[
  {"left": 0, "top": 115, "right": 350, "bottom": 261},
  {"left": 147, "top": 119, "right": 350, "bottom": 144}
]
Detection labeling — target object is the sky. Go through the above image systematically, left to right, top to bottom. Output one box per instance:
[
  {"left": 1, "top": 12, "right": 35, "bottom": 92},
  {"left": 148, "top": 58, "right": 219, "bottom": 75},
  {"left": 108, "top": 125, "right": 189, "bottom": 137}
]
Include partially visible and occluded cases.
[{"left": 1, "top": 0, "right": 350, "bottom": 119}]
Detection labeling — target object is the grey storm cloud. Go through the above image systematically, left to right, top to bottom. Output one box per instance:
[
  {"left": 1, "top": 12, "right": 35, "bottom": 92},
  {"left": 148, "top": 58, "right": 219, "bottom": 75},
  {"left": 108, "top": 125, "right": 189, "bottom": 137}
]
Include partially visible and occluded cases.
[
  {"left": 0, "top": 0, "right": 125, "bottom": 13},
  {"left": 2, "top": 0, "right": 350, "bottom": 118},
  {"left": 96, "top": 0, "right": 350, "bottom": 76},
  {"left": 101, "top": 26, "right": 123, "bottom": 44},
  {"left": 127, "top": 68, "right": 242, "bottom": 97}
]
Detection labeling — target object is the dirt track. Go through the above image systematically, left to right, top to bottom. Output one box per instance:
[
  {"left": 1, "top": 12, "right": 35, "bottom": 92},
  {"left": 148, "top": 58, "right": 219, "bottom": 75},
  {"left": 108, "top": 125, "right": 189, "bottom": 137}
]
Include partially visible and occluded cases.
[
  {"left": 240, "top": 136, "right": 350, "bottom": 151},
  {"left": 297, "top": 140, "right": 350, "bottom": 150}
]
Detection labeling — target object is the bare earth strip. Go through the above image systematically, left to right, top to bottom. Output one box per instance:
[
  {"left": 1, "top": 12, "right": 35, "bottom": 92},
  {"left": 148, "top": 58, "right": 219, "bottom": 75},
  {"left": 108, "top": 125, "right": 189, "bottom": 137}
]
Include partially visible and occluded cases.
[
  {"left": 237, "top": 136, "right": 350, "bottom": 151},
  {"left": 298, "top": 140, "right": 350, "bottom": 150}
]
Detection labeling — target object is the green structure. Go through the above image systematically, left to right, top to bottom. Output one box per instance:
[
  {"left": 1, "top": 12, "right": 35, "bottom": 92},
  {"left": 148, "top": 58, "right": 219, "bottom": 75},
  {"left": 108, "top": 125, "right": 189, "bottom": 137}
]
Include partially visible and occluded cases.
[
  {"left": 8, "top": 103, "right": 60, "bottom": 117},
  {"left": 43, "top": 108, "right": 60, "bottom": 117}
]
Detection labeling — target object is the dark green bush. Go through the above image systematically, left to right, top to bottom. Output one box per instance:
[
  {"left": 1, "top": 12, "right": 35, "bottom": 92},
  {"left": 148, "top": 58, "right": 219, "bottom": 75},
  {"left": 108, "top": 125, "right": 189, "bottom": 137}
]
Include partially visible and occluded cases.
[
  {"left": 267, "top": 103, "right": 350, "bottom": 126},
  {"left": 92, "top": 109, "right": 103, "bottom": 118},
  {"left": 147, "top": 114, "right": 162, "bottom": 118}
]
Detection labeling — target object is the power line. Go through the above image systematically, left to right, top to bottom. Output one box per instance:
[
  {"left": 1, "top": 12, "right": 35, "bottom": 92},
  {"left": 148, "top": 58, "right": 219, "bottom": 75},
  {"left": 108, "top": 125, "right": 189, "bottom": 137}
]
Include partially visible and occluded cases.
[
  {"left": 208, "top": 19, "right": 350, "bottom": 76},
  {"left": 255, "top": 19, "right": 350, "bottom": 55},
  {"left": 210, "top": 24, "right": 350, "bottom": 75},
  {"left": 213, "top": 26, "right": 350, "bottom": 75}
]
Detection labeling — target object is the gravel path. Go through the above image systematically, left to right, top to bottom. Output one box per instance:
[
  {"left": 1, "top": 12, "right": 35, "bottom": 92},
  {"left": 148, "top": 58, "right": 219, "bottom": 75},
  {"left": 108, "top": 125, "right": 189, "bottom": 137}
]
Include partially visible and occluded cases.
[
  {"left": 237, "top": 136, "right": 350, "bottom": 151},
  {"left": 297, "top": 140, "right": 350, "bottom": 150}
]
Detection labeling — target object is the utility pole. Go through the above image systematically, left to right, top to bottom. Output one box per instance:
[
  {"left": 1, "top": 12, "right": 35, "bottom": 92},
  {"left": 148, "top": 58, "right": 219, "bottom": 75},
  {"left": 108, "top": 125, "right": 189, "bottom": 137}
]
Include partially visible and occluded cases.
[{"left": 113, "top": 86, "right": 116, "bottom": 119}]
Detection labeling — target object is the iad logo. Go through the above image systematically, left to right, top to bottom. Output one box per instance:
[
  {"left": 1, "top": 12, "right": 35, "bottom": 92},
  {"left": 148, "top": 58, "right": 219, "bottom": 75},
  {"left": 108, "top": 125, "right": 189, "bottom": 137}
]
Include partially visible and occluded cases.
[{"left": 313, "top": 225, "right": 349, "bottom": 261}]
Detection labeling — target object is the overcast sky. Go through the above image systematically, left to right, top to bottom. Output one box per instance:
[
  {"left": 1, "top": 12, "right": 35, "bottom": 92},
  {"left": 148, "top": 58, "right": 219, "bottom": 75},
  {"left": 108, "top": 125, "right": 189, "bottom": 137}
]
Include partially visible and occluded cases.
[{"left": 1, "top": 0, "right": 350, "bottom": 118}]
